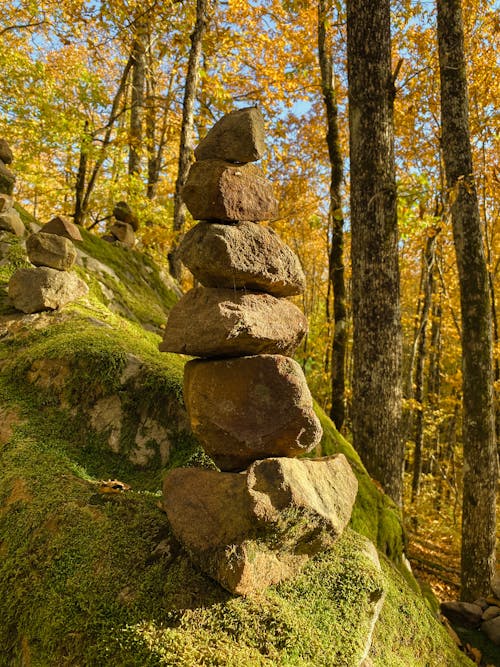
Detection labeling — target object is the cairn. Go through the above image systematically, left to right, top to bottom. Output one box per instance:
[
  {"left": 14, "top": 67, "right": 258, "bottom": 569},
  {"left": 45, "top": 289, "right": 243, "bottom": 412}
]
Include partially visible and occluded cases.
[
  {"left": 160, "top": 108, "right": 358, "bottom": 595},
  {"left": 0, "top": 139, "right": 25, "bottom": 237},
  {"left": 102, "top": 201, "right": 137, "bottom": 247}
]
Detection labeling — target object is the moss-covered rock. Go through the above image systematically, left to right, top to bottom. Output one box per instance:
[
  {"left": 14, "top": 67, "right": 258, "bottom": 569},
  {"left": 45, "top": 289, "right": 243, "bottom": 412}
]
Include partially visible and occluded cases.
[{"left": 0, "top": 223, "right": 473, "bottom": 666}]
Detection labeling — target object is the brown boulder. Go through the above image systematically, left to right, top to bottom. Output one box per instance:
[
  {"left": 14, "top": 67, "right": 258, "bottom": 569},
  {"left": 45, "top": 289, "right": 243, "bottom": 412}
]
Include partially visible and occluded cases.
[
  {"left": 194, "top": 106, "right": 266, "bottom": 163},
  {"left": 0, "top": 139, "right": 13, "bottom": 165},
  {"left": 182, "top": 159, "right": 278, "bottom": 222},
  {"left": 0, "top": 162, "right": 15, "bottom": 195},
  {"left": 0, "top": 194, "right": 13, "bottom": 213},
  {"left": 113, "top": 201, "right": 139, "bottom": 230},
  {"left": 0, "top": 208, "right": 24, "bottom": 237},
  {"left": 42, "top": 216, "right": 83, "bottom": 242},
  {"left": 109, "top": 221, "right": 135, "bottom": 246},
  {"left": 179, "top": 221, "right": 305, "bottom": 297},
  {"left": 26, "top": 232, "right": 76, "bottom": 270},
  {"left": 8, "top": 267, "right": 89, "bottom": 313},
  {"left": 159, "top": 286, "right": 307, "bottom": 357},
  {"left": 183, "top": 354, "right": 322, "bottom": 470},
  {"left": 163, "top": 454, "right": 358, "bottom": 595},
  {"left": 482, "top": 616, "right": 500, "bottom": 645}
]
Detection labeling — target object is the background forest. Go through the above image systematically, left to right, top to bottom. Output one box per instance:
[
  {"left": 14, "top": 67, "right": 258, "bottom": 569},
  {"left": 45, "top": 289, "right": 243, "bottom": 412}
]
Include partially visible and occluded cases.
[{"left": 1, "top": 0, "right": 499, "bottom": 603}]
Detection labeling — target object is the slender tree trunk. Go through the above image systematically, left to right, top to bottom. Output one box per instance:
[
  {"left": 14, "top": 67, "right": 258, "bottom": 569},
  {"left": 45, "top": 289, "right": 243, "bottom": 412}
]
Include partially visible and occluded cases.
[
  {"left": 169, "top": 0, "right": 211, "bottom": 279},
  {"left": 317, "top": 0, "right": 347, "bottom": 431},
  {"left": 346, "top": 0, "right": 403, "bottom": 506},
  {"left": 437, "top": 0, "right": 497, "bottom": 601},
  {"left": 129, "top": 24, "right": 146, "bottom": 176},
  {"left": 73, "top": 120, "right": 90, "bottom": 226},
  {"left": 412, "top": 230, "right": 437, "bottom": 501}
]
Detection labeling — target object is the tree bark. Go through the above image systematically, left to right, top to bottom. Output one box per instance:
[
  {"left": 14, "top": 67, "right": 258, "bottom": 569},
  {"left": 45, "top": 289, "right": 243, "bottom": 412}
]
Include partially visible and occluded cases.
[
  {"left": 169, "top": 0, "right": 211, "bottom": 279},
  {"left": 317, "top": 0, "right": 347, "bottom": 431},
  {"left": 346, "top": 0, "right": 403, "bottom": 506},
  {"left": 437, "top": 0, "right": 497, "bottom": 601},
  {"left": 128, "top": 24, "right": 146, "bottom": 176},
  {"left": 73, "top": 120, "right": 90, "bottom": 226}
]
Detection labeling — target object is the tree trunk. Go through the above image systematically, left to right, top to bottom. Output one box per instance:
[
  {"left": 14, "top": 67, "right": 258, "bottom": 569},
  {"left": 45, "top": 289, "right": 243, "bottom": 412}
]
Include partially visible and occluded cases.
[
  {"left": 169, "top": 0, "right": 211, "bottom": 279},
  {"left": 317, "top": 0, "right": 347, "bottom": 431},
  {"left": 346, "top": 0, "right": 403, "bottom": 506},
  {"left": 437, "top": 0, "right": 497, "bottom": 601},
  {"left": 129, "top": 24, "right": 146, "bottom": 176},
  {"left": 73, "top": 120, "right": 90, "bottom": 226},
  {"left": 411, "top": 230, "right": 437, "bottom": 501}
]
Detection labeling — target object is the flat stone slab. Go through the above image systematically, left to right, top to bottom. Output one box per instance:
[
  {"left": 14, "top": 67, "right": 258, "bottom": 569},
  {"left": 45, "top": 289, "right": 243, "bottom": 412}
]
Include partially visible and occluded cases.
[
  {"left": 194, "top": 106, "right": 266, "bottom": 163},
  {"left": 182, "top": 159, "right": 278, "bottom": 222},
  {"left": 42, "top": 216, "right": 83, "bottom": 242},
  {"left": 179, "top": 221, "right": 305, "bottom": 297},
  {"left": 26, "top": 232, "right": 76, "bottom": 270},
  {"left": 8, "top": 267, "right": 89, "bottom": 313},
  {"left": 159, "top": 286, "right": 307, "bottom": 357},
  {"left": 183, "top": 354, "right": 322, "bottom": 470},
  {"left": 162, "top": 454, "right": 358, "bottom": 595}
]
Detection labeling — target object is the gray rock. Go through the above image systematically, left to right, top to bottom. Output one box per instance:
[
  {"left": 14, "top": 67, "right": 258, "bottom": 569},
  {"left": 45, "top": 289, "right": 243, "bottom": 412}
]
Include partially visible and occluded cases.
[
  {"left": 194, "top": 106, "right": 266, "bottom": 163},
  {"left": 0, "top": 139, "right": 13, "bottom": 165},
  {"left": 182, "top": 159, "right": 278, "bottom": 222},
  {"left": 0, "top": 162, "right": 15, "bottom": 195},
  {"left": 113, "top": 201, "right": 139, "bottom": 230},
  {"left": 0, "top": 208, "right": 24, "bottom": 237},
  {"left": 42, "top": 216, "right": 83, "bottom": 242},
  {"left": 109, "top": 221, "right": 135, "bottom": 246},
  {"left": 179, "top": 221, "right": 306, "bottom": 297},
  {"left": 26, "top": 232, "right": 76, "bottom": 270},
  {"left": 8, "top": 267, "right": 89, "bottom": 313},
  {"left": 159, "top": 286, "right": 307, "bottom": 357},
  {"left": 183, "top": 354, "right": 323, "bottom": 470},
  {"left": 162, "top": 454, "right": 358, "bottom": 595},
  {"left": 440, "top": 601, "right": 483, "bottom": 628},
  {"left": 482, "top": 605, "right": 500, "bottom": 621},
  {"left": 482, "top": 615, "right": 500, "bottom": 645}
]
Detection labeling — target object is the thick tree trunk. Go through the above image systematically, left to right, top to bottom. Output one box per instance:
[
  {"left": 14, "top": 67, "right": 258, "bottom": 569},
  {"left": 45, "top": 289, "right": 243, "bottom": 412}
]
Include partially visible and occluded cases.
[
  {"left": 169, "top": 0, "right": 210, "bottom": 279},
  {"left": 317, "top": 0, "right": 347, "bottom": 431},
  {"left": 346, "top": 0, "right": 403, "bottom": 505},
  {"left": 437, "top": 0, "right": 497, "bottom": 601},
  {"left": 128, "top": 25, "right": 146, "bottom": 176},
  {"left": 411, "top": 231, "right": 437, "bottom": 501}
]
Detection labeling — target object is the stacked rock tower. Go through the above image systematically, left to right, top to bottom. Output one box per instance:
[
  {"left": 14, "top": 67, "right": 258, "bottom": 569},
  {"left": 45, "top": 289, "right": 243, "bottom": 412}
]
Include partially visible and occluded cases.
[{"left": 160, "top": 108, "right": 358, "bottom": 595}]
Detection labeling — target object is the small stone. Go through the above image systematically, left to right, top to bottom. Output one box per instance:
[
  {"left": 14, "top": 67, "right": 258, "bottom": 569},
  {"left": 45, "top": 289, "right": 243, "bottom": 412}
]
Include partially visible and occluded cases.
[
  {"left": 194, "top": 106, "right": 266, "bottom": 163},
  {"left": 0, "top": 139, "right": 13, "bottom": 165},
  {"left": 182, "top": 159, "right": 278, "bottom": 222},
  {"left": 0, "top": 162, "right": 15, "bottom": 195},
  {"left": 0, "top": 194, "right": 13, "bottom": 213},
  {"left": 113, "top": 201, "right": 139, "bottom": 230},
  {"left": 0, "top": 209, "right": 24, "bottom": 237},
  {"left": 42, "top": 216, "right": 83, "bottom": 242},
  {"left": 179, "top": 221, "right": 306, "bottom": 297},
  {"left": 109, "top": 222, "right": 135, "bottom": 247},
  {"left": 26, "top": 232, "right": 76, "bottom": 270},
  {"left": 8, "top": 267, "right": 89, "bottom": 313},
  {"left": 159, "top": 286, "right": 308, "bottom": 358},
  {"left": 183, "top": 354, "right": 323, "bottom": 471},
  {"left": 162, "top": 454, "right": 358, "bottom": 595},
  {"left": 473, "top": 598, "right": 489, "bottom": 611},
  {"left": 440, "top": 601, "right": 483, "bottom": 628},
  {"left": 482, "top": 606, "right": 500, "bottom": 621},
  {"left": 481, "top": 615, "right": 500, "bottom": 645}
]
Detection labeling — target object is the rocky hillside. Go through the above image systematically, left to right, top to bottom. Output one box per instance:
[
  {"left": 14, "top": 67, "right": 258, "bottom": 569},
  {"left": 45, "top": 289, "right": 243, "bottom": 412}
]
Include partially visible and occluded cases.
[{"left": 0, "top": 211, "right": 472, "bottom": 666}]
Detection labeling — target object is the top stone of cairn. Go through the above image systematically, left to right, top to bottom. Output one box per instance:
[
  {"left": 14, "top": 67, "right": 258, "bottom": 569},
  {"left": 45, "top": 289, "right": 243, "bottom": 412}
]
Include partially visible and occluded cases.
[{"left": 194, "top": 106, "right": 266, "bottom": 163}]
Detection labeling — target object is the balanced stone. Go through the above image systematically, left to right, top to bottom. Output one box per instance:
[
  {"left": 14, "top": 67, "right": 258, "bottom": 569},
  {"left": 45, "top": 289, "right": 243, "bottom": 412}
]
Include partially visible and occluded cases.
[
  {"left": 194, "top": 106, "right": 266, "bottom": 163},
  {"left": 0, "top": 139, "right": 13, "bottom": 165},
  {"left": 182, "top": 159, "right": 278, "bottom": 222},
  {"left": 0, "top": 162, "right": 15, "bottom": 195},
  {"left": 0, "top": 194, "right": 13, "bottom": 213},
  {"left": 113, "top": 201, "right": 139, "bottom": 230},
  {"left": 0, "top": 208, "right": 24, "bottom": 237},
  {"left": 42, "top": 216, "right": 83, "bottom": 242},
  {"left": 109, "top": 221, "right": 135, "bottom": 246},
  {"left": 179, "top": 221, "right": 305, "bottom": 297},
  {"left": 26, "top": 232, "right": 76, "bottom": 270},
  {"left": 8, "top": 267, "right": 88, "bottom": 313},
  {"left": 159, "top": 286, "right": 307, "bottom": 358},
  {"left": 183, "top": 354, "right": 322, "bottom": 471},
  {"left": 163, "top": 454, "right": 358, "bottom": 595}
]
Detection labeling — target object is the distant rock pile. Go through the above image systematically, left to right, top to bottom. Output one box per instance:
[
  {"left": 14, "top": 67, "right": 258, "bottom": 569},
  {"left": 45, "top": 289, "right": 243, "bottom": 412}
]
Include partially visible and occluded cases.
[
  {"left": 160, "top": 107, "right": 359, "bottom": 595},
  {"left": 0, "top": 139, "right": 25, "bottom": 237},
  {"left": 103, "top": 201, "right": 137, "bottom": 247},
  {"left": 8, "top": 215, "right": 88, "bottom": 313}
]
